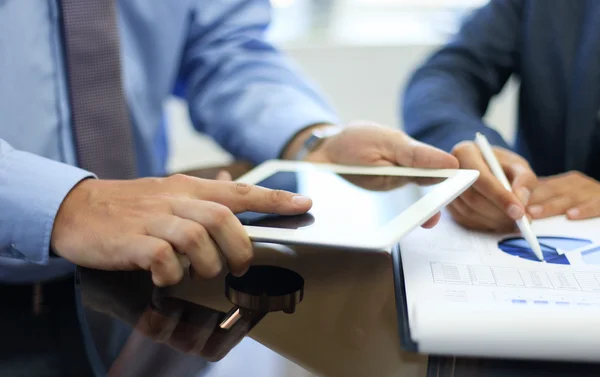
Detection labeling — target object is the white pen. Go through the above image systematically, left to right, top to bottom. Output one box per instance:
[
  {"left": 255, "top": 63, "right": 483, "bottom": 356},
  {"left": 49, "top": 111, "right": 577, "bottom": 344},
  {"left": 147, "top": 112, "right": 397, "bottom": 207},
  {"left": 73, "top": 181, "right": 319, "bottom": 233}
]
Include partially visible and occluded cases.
[{"left": 474, "top": 133, "right": 544, "bottom": 261}]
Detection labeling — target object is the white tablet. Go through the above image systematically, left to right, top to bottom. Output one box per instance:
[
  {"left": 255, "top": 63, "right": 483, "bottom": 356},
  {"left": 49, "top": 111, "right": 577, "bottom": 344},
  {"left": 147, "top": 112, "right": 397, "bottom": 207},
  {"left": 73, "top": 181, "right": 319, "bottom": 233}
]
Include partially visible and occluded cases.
[{"left": 236, "top": 160, "right": 479, "bottom": 251}]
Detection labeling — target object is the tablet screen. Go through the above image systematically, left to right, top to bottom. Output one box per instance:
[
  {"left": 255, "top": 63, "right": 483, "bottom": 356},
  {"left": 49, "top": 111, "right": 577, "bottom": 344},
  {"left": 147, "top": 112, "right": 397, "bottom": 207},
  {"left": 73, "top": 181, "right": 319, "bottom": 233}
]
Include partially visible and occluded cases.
[{"left": 236, "top": 170, "right": 446, "bottom": 236}]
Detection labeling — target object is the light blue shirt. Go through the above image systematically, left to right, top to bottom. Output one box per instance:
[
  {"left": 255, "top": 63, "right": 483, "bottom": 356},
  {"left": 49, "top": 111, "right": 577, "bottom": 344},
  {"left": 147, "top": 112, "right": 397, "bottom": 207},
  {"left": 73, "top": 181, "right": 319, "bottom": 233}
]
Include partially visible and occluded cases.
[{"left": 0, "top": 0, "right": 338, "bottom": 283}]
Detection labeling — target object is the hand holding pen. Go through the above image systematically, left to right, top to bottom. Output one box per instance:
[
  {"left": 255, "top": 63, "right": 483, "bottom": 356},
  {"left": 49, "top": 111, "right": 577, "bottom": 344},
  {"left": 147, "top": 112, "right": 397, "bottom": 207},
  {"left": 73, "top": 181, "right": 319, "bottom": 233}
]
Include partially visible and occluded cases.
[
  {"left": 474, "top": 133, "right": 544, "bottom": 260},
  {"left": 447, "top": 135, "right": 539, "bottom": 234}
]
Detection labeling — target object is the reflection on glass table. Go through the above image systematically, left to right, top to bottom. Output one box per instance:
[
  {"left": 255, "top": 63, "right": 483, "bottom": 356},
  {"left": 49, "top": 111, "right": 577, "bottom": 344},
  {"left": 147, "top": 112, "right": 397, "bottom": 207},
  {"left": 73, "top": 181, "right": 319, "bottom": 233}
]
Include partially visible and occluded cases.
[{"left": 78, "top": 269, "right": 267, "bottom": 377}]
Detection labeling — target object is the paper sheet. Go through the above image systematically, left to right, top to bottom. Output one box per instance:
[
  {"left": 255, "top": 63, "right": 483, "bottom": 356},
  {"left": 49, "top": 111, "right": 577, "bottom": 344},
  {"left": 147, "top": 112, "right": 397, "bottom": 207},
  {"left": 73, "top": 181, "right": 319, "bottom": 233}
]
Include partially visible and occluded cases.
[{"left": 399, "top": 212, "right": 600, "bottom": 361}]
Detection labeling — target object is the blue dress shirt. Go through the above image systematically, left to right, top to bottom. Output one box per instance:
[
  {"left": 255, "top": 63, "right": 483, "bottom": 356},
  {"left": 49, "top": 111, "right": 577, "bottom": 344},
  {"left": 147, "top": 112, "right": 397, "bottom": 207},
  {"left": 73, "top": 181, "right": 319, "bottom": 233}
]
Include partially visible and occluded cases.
[{"left": 0, "top": 0, "right": 338, "bottom": 283}]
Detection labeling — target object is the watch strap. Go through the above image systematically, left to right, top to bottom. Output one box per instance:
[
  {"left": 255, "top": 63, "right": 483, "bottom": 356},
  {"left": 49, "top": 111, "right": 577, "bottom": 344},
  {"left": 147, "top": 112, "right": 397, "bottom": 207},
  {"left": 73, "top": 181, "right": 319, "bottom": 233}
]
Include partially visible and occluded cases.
[{"left": 295, "top": 126, "right": 343, "bottom": 161}]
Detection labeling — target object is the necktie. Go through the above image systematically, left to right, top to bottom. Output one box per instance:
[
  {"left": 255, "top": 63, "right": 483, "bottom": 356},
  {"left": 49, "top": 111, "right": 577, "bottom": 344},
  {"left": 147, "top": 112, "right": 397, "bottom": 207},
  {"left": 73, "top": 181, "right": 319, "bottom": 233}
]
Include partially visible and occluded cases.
[{"left": 60, "top": 0, "right": 137, "bottom": 179}]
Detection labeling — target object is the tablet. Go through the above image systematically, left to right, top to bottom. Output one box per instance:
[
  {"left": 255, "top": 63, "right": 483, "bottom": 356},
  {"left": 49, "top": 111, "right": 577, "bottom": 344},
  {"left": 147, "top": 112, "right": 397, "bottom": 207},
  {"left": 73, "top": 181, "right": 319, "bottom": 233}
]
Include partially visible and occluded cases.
[{"left": 236, "top": 160, "right": 479, "bottom": 251}]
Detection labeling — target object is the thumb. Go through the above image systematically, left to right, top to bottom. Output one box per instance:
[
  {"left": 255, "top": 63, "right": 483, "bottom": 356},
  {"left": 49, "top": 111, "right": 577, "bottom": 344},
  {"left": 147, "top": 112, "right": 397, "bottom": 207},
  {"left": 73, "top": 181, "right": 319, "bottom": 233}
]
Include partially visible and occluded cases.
[
  {"left": 394, "top": 137, "right": 459, "bottom": 169},
  {"left": 505, "top": 163, "right": 537, "bottom": 206},
  {"left": 216, "top": 170, "right": 233, "bottom": 181}
]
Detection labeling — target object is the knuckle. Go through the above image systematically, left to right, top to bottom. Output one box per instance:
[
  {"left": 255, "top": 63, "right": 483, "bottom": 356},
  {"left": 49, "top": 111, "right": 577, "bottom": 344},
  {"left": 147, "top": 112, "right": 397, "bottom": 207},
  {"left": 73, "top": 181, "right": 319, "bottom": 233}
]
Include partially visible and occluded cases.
[
  {"left": 451, "top": 141, "right": 474, "bottom": 158},
  {"left": 452, "top": 141, "right": 471, "bottom": 153},
  {"left": 567, "top": 170, "right": 583, "bottom": 181},
  {"left": 168, "top": 173, "right": 197, "bottom": 187},
  {"left": 169, "top": 173, "right": 190, "bottom": 183},
  {"left": 142, "top": 176, "right": 165, "bottom": 187},
  {"left": 234, "top": 182, "right": 253, "bottom": 196},
  {"left": 269, "top": 189, "right": 289, "bottom": 204},
  {"left": 501, "top": 193, "right": 517, "bottom": 208},
  {"left": 207, "top": 203, "right": 233, "bottom": 225},
  {"left": 181, "top": 224, "right": 208, "bottom": 250},
  {"left": 230, "top": 243, "right": 254, "bottom": 271},
  {"left": 150, "top": 244, "right": 174, "bottom": 266},
  {"left": 193, "top": 261, "right": 223, "bottom": 280},
  {"left": 203, "top": 261, "right": 224, "bottom": 279}
]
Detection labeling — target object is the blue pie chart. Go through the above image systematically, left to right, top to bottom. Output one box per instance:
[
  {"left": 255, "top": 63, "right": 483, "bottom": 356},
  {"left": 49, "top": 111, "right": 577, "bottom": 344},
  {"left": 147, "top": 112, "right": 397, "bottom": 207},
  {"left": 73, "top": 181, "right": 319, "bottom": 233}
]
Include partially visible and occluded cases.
[{"left": 498, "top": 236, "right": 600, "bottom": 265}]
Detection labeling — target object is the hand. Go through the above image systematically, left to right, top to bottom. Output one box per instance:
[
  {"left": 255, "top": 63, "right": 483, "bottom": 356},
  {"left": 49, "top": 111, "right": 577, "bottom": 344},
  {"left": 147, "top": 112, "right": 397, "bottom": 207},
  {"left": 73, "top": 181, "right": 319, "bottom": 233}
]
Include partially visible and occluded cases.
[
  {"left": 297, "top": 122, "right": 459, "bottom": 228},
  {"left": 447, "top": 141, "right": 537, "bottom": 232},
  {"left": 527, "top": 171, "right": 600, "bottom": 220},
  {"left": 50, "top": 174, "right": 312, "bottom": 286}
]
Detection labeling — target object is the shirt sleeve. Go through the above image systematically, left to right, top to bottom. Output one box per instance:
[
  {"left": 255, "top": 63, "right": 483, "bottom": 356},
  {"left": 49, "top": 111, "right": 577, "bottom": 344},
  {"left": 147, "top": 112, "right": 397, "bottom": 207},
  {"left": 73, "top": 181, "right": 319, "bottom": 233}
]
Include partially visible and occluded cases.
[
  {"left": 177, "top": 0, "right": 340, "bottom": 164},
  {"left": 402, "top": 0, "right": 524, "bottom": 153},
  {"left": 0, "top": 139, "right": 95, "bottom": 264}
]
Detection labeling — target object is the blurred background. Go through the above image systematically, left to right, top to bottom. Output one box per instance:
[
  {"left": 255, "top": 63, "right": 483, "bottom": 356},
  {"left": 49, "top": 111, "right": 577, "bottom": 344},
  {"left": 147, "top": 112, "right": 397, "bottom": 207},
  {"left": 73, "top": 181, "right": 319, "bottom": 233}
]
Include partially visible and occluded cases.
[
  {"left": 166, "top": 0, "right": 518, "bottom": 175},
  {"left": 166, "top": 1, "right": 518, "bottom": 375}
]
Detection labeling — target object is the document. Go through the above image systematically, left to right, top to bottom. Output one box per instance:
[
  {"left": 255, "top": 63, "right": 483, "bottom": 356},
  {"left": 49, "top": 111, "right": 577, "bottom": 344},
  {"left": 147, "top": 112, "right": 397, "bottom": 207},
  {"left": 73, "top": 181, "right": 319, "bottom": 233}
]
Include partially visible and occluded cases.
[{"left": 398, "top": 212, "right": 600, "bottom": 362}]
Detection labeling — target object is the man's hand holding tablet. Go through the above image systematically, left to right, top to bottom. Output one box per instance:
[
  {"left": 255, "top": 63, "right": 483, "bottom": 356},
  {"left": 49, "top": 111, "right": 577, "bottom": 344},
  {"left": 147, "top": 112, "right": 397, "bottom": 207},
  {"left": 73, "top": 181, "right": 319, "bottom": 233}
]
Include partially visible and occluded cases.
[
  {"left": 233, "top": 122, "right": 471, "bottom": 253},
  {"left": 285, "top": 123, "right": 460, "bottom": 229}
]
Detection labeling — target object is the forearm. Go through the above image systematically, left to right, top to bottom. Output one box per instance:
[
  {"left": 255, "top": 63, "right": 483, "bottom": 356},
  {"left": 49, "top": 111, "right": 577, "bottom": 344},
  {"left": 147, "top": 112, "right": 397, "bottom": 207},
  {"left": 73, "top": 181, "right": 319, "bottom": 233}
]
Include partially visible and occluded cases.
[
  {"left": 181, "top": 0, "right": 339, "bottom": 164},
  {"left": 402, "top": 0, "right": 522, "bottom": 152},
  {"left": 403, "top": 74, "right": 511, "bottom": 152},
  {"left": 0, "top": 139, "right": 94, "bottom": 264}
]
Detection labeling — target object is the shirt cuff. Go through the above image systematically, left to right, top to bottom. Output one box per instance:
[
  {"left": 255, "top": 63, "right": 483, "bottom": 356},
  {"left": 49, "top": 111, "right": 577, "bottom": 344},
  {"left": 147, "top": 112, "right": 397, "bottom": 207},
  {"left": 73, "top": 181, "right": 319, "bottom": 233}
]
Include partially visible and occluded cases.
[
  {"left": 237, "top": 103, "right": 340, "bottom": 165},
  {"left": 0, "top": 148, "right": 95, "bottom": 265}
]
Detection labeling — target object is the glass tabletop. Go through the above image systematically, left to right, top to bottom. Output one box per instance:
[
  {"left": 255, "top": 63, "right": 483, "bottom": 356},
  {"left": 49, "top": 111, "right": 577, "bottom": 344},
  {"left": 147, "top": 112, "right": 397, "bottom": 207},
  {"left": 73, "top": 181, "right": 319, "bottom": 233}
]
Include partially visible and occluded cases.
[
  {"left": 73, "top": 243, "right": 419, "bottom": 377},
  {"left": 76, "top": 268, "right": 218, "bottom": 377}
]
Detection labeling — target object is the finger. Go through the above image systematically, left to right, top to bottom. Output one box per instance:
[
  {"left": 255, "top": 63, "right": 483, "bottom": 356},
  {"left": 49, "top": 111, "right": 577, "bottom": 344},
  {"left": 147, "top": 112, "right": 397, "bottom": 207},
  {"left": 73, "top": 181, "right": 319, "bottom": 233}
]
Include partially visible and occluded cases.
[
  {"left": 392, "top": 136, "right": 459, "bottom": 169},
  {"left": 454, "top": 143, "right": 525, "bottom": 220},
  {"left": 504, "top": 163, "right": 537, "bottom": 205},
  {"left": 472, "top": 169, "right": 525, "bottom": 221},
  {"left": 216, "top": 170, "right": 233, "bottom": 181},
  {"left": 198, "top": 180, "right": 312, "bottom": 215},
  {"left": 528, "top": 182, "right": 558, "bottom": 205},
  {"left": 460, "top": 188, "right": 513, "bottom": 226},
  {"left": 528, "top": 195, "right": 574, "bottom": 219},
  {"left": 452, "top": 197, "right": 498, "bottom": 230},
  {"left": 449, "top": 198, "right": 507, "bottom": 232},
  {"left": 171, "top": 199, "right": 253, "bottom": 277},
  {"left": 567, "top": 199, "right": 600, "bottom": 220},
  {"left": 447, "top": 201, "right": 490, "bottom": 231},
  {"left": 421, "top": 212, "right": 441, "bottom": 229},
  {"left": 145, "top": 216, "right": 224, "bottom": 279},
  {"left": 126, "top": 235, "right": 184, "bottom": 287}
]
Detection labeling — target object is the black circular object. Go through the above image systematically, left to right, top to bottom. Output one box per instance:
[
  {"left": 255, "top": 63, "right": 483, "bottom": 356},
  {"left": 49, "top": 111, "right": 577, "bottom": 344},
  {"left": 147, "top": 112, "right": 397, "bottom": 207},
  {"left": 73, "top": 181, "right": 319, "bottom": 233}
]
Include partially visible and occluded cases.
[
  {"left": 225, "top": 265, "right": 304, "bottom": 313},
  {"left": 226, "top": 265, "right": 304, "bottom": 296}
]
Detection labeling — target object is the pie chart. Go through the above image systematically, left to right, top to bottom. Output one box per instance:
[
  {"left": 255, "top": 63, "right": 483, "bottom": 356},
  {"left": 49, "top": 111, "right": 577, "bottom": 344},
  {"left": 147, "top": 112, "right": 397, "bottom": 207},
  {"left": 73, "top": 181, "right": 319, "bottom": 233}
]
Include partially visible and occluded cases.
[{"left": 498, "top": 236, "right": 600, "bottom": 265}]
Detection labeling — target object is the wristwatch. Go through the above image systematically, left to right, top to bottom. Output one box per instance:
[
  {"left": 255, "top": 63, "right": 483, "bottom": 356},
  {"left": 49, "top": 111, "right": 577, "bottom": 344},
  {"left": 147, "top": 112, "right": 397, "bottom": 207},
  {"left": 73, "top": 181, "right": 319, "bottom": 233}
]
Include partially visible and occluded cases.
[{"left": 295, "top": 126, "right": 343, "bottom": 161}]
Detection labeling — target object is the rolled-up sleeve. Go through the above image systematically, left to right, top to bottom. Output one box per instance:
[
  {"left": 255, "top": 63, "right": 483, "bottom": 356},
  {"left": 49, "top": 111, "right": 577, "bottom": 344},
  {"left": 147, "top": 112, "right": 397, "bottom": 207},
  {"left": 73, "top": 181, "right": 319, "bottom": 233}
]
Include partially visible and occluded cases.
[
  {"left": 178, "top": 0, "right": 339, "bottom": 164},
  {"left": 0, "top": 139, "right": 94, "bottom": 264}
]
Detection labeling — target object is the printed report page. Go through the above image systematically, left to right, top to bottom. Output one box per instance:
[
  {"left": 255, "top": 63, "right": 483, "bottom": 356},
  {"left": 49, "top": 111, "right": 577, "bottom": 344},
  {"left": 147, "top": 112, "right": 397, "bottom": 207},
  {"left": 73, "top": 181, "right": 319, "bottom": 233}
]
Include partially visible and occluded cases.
[{"left": 398, "top": 212, "right": 600, "bottom": 361}]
